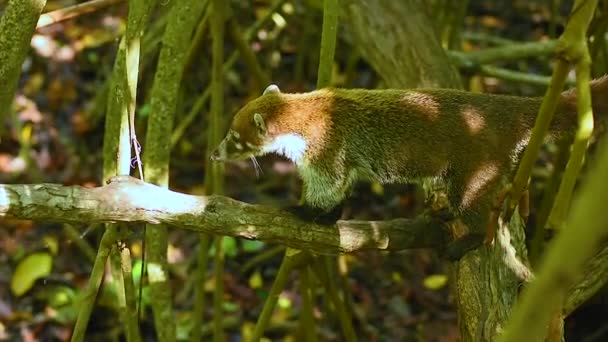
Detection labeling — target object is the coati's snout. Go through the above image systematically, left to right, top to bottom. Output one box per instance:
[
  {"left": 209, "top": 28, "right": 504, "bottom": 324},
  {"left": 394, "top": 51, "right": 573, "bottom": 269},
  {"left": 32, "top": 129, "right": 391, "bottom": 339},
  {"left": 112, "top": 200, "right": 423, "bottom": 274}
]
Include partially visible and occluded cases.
[
  {"left": 211, "top": 109, "right": 270, "bottom": 162},
  {"left": 211, "top": 129, "right": 259, "bottom": 161}
]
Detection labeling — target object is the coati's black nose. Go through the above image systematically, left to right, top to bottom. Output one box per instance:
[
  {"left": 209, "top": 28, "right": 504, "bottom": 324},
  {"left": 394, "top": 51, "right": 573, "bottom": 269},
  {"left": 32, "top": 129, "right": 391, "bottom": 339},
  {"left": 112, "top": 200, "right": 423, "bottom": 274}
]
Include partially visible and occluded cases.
[{"left": 210, "top": 150, "right": 220, "bottom": 161}]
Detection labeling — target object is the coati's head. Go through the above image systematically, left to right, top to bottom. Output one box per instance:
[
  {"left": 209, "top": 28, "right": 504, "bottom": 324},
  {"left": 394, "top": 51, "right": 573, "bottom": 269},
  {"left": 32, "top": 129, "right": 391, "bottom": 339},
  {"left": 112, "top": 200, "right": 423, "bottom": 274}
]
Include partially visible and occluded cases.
[{"left": 211, "top": 84, "right": 309, "bottom": 164}]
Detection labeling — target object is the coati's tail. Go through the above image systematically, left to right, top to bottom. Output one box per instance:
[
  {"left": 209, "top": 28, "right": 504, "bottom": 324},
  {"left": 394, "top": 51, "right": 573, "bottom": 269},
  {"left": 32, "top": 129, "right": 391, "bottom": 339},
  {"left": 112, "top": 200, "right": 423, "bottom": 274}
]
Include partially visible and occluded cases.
[
  {"left": 549, "top": 76, "right": 608, "bottom": 136},
  {"left": 560, "top": 76, "right": 608, "bottom": 123}
]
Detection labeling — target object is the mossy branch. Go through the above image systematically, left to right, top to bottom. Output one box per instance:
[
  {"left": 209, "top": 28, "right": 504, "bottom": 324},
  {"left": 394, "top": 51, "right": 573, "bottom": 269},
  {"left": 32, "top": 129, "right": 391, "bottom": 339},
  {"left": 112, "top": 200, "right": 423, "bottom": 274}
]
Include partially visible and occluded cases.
[
  {"left": 0, "top": 0, "right": 47, "bottom": 137},
  {"left": 0, "top": 177, "right": 450, "bottom": 254}
]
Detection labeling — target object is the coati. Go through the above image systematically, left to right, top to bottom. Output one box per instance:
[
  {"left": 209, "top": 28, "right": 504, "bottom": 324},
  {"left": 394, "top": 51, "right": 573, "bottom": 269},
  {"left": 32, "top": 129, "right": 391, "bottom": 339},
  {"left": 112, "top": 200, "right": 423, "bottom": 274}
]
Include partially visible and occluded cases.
[{"left": 210, "top": 80, "right": 607, "bottom": 231}]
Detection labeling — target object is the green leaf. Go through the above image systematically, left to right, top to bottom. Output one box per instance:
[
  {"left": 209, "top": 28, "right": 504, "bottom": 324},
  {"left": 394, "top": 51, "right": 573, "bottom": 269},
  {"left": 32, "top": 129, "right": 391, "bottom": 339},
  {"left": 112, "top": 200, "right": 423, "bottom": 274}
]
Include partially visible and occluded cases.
[
  {"left": 209, "top": 237, "right": 238, "bottom": 258},
  {"left": 223, "top": 237, "right": 237, "bottom": 258},
  {"left": 242, "top": 240, "right": 265, "bottom": 253},
  {"left": 11, "top": 252, "right": 53, "bottom": 296},
  {"left": 423, "top": 274, "right": 448, "bottom": 290}
]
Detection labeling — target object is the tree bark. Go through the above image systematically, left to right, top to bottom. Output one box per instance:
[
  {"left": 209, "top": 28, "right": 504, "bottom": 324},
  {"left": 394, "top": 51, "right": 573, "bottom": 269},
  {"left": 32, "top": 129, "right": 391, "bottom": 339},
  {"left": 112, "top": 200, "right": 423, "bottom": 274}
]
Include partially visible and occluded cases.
[
  {"left": 0, "top": 0, "right": 47, "bottom": 136},
  {"left": 339, "top": 0, "right": 461, "bottom": 89},
  {"left": 339, "top": 1, "right": 523, "bottom": 340},
  {"left": 0, "top": 177, "right": 449, "bottom": 254}
]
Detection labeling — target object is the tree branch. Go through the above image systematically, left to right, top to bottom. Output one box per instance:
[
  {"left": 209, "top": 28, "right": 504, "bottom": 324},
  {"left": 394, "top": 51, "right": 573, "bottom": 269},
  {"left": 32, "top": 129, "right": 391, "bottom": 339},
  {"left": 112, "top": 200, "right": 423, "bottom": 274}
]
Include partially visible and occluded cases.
[{"left": 0, "top": 176, "right": 448, "bottom": 254}]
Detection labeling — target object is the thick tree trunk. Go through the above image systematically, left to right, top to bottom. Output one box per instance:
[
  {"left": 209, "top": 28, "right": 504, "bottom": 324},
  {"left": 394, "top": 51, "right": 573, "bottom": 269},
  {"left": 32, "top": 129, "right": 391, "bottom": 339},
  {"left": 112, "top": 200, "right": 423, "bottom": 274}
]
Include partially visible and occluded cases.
[
  {"left": 340, "top": 0, "right": 461, "bottom": 89},
  {"left": 340, "top": 1, "right": 522, "bottom": 340}
]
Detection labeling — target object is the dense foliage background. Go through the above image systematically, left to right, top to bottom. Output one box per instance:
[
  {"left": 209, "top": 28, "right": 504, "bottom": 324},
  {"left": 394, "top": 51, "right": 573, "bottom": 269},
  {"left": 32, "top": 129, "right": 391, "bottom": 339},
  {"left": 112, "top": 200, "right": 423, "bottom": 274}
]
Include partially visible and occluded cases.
[{"left": 0, "top": 0, "right": 606, "bottom": 340}]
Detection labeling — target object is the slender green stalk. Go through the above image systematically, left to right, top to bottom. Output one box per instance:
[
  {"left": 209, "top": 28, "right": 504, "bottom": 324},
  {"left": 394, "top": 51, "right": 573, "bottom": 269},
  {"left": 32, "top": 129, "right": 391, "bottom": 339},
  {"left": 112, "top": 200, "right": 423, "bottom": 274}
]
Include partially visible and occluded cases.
[
  {"left": 0, "top": 0, "right": 46, "bottom": 136},
  {"left": 75, "top": 0, "right": 155, "bottom": 339},
  {"left": 143, "top": 0, "right": 206, "bottom": 340},
  {"left": 170, "top": 0, "right": 288, "bottom": 148},
  {"left": 316, "top": 0, "right": 339, "bottom": 88},
  {"left": 207, "top": 1, "right": 226, "bottom": 341},
  {"left": 182, "top": 2, "right": 210, "bottom": 78},
  {"left": 314, "top": 2, "right": 357, "bottom": 340},
  {"left": 188, "top": 6, "right": 212, "bottom": 342},
  {"left": 228, "top": 17, "right": 271, "bottom": 93},
  {"left": 548, "top": 39, "right": 596, "bottom": 226},
  {"left": 448, "top": 40, "right": 558, "bottom": 68},
  {"left": 509, "top": 61, "right": 569, "bottom": 210},
  {"left": 478, "top": 65, "right": 557, "bottom": 87},
  {"left": 497, "top": 104, "right": 608, "bottom": 342},
  {"left": 530, "top": 137, "right": 571, "bottom": 263},
  {"left": 63, "top": 224, "right": 97, "bottom": 263},
  {"left": 71, "top": 228, "right": 117, "bottom": 341},
  {"left": 190, "top": 235, "right": 211, "bottom": 342},
  {"left": 212, "top": 236, "right": 225, "bottom": 342},
  {"left": 110, "top": 243, "right": 141, "bottom": 342},
  {"left": 119, "top": 244, "right": 141, "bottom": 342},
  {"left": 240, "top": 246, "right": 285, "bottom": 274},
  {"left": 252, "top": 249, "right": 310, "bottom": 341},
  {"left": 311, "top": 258, "right": 357, "bottom": 342},
  {"left": 298, "top": 267, "right": 318, "bottom": 342}
]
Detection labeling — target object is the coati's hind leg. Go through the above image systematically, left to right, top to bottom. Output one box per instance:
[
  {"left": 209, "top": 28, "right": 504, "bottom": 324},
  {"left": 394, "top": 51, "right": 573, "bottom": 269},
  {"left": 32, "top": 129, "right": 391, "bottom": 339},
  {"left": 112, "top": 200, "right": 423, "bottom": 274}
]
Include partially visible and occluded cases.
[{"left": 445, "top": 162, "right": 506, "bottom": 252}]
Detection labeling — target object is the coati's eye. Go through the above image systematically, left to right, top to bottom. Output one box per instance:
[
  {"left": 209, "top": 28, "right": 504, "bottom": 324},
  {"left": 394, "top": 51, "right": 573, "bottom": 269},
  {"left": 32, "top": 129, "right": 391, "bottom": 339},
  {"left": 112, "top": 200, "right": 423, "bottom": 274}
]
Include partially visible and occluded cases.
[{"left": 228, "top": 130, "right": 243, "bottom": 150}]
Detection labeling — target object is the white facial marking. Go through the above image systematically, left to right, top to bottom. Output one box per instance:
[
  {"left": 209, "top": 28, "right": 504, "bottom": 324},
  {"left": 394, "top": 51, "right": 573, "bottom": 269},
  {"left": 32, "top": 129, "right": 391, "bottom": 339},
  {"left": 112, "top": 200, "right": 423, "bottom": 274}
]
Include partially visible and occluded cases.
[
  {"left": 263, "top": 133, "right": 307, "bottom": 164},
  {"left": 235, "top": 142, "right": 243, "bottom": 150}
]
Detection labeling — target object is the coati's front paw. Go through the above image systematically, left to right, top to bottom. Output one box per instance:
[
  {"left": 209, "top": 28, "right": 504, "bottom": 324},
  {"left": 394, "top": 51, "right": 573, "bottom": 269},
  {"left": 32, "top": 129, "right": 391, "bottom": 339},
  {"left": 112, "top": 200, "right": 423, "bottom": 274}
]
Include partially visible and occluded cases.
[{"left": 286, "top": 204, "right": 343, "bottom": 225}]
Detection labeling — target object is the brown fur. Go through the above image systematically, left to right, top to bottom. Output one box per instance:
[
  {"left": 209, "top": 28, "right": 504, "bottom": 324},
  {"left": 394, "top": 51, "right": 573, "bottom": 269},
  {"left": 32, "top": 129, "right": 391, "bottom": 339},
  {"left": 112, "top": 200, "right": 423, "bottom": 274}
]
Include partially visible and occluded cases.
[{"left": 212, "top": 79, "right": 607, "bottom": 231}]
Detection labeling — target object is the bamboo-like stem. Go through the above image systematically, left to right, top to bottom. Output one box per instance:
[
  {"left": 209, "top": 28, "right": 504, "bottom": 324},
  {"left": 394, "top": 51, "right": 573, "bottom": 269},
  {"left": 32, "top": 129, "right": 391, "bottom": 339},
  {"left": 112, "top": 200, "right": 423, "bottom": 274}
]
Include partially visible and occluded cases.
[
  {"left": 0, "top": 0, "right": 47, "bottom": 137},
  {"left": 36, "top": 0, "right": 124, "bottom": 29},
  {"left": 74, "top": 0, "right": 154, "bottom": 338},
  {"left": 143, "top": 0, "right": 206, "bottom": 339},
  {"left": 170, "top": 0, "right": 288, "bottom": 148},
  {"left": 316, "top": 0, "right": 339, "bottom": 88},
  {"left": 510, "top": 0, "right": 597, "bottom": 213},
  {"left": 186, "top": 1, "right": 211, "bottom": 340},
  {"left": 208, "top": 1, "right": 226, "bottom": 341},
  {"left": 182, "top": 2, "right": 210, "bottom": 78},
  {"left": 313, "top": 2, "right": 357, "bottom": 339},
  {"left": 228, "top": 17, "right": 271, "bottom": 93},
  {"left": 448, "top": 40, "right": 558, "bottom": 67},
  {"left": 548, "top": 42, "right": 595, "bottom": 226},
  {"left": 508, "top": 61, "right": 569, "bottom": 210},
  {"left": 478, "top": 65, "right": 558, "bottom": 87},
  {"left": 497, "top": 100, "right": 608, "bottom": 342},
  {"left": 530, "top": 137, "right": 571, "bottom": 263},
  {"left": 63, "top": 224, "right": 97, "bottom": 263},
  {"left": 71, "top": 228, "right": 117, "bottom": 341},
  {"left": 190, "top": 235, "right": 210, "bottom": 342},
  {"left": 110, "top": 242, "right": 141, "bottom": 342},
  {"left": 240, "top": 245, "right": 285, "bottom": 273},
  {"left": 251, "top": 249, "right": 311, "bottom": 341},
  {"left": 311, "top": 258, "right": 357, "bottom": 342},
  {"left": 298, "top": 267, "right": 318, "bottom": 342}
]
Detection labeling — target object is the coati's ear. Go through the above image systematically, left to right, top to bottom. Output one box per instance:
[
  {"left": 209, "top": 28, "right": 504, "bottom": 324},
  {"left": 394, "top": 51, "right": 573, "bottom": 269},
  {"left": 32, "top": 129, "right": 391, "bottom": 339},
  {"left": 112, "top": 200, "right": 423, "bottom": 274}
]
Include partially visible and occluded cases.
[
  {"left": 263, "top": 84, "right": 281, "bottom": 95},
  {"left": 253, "top": 113, "right": 267, "bottom": 135}
]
